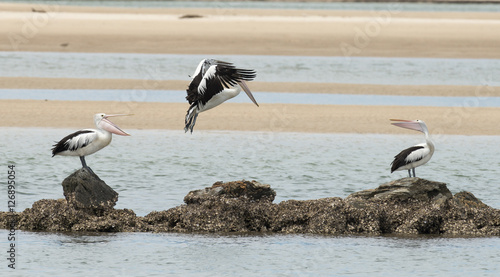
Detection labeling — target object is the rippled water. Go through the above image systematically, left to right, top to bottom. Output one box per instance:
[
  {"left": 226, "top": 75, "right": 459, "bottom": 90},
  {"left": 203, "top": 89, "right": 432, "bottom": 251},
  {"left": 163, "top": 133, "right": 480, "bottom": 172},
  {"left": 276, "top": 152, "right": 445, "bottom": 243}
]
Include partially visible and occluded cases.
[
  {"left": 2, "top": 5, "right": 500, "bottom": 273},
  {"left": 1, "top": 52, "right": 499, "bottom": 86},
  {"left": 1, "top": 128, "right": 500, "bottom": 276},
  {"left": 2, "top": 128, "right": 499, "bottom": 215},
  {"left": 0, "top": 231, "right": 499, "bottom": 276}
]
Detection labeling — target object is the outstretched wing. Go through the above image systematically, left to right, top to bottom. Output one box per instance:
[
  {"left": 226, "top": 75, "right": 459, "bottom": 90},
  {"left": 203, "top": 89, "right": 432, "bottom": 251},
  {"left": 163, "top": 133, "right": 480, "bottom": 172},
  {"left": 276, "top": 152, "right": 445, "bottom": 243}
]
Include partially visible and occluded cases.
[
  {"left": 186, "top": 61, "right": 256, "bottom": 106},
  {"left": 51, "top": 130, "right": 97, "bottom": 156},
  {"left": 390, "top": 145, "right": 429, "bottom": 172}
]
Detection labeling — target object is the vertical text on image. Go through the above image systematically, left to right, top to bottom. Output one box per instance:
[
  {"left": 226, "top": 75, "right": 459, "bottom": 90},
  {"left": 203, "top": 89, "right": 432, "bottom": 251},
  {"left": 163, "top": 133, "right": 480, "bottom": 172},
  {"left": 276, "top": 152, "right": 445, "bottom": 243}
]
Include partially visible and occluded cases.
[{"left": 7, "top": 164, "right": 16, "bottom": 269}]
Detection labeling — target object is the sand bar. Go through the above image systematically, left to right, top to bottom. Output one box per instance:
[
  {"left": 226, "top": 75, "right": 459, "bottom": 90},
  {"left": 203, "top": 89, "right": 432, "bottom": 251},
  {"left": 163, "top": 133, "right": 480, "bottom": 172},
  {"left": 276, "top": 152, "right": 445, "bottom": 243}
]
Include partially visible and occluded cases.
[
  {"left": 1, "top": 3, "right": 500, "bottom": 58},
  {"left": 1, "top": 3, "right": 499, "bottom": 135},
  {"left": 1, "top": 99, "right": 499, "bottom": 135}
]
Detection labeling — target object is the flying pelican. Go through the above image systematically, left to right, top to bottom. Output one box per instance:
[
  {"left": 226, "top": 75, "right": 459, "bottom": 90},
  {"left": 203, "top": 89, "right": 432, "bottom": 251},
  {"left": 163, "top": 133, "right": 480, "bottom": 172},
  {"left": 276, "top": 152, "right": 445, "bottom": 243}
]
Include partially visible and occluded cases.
[
  {"left": 184, "top": 59, "right": 258, "bottom": 133},
  {"left": 51, "top": 113, "right": 131, "bottom": 172},
  {"left": 390, "top": 119, "right": 435, "bottom": 177}
]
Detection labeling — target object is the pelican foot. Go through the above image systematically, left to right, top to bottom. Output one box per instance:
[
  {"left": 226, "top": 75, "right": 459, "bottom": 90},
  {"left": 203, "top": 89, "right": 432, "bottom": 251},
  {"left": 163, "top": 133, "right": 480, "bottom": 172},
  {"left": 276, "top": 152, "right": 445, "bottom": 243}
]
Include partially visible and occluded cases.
[{"left": 83, "top": 166, "right": 95, "bottom": 175}]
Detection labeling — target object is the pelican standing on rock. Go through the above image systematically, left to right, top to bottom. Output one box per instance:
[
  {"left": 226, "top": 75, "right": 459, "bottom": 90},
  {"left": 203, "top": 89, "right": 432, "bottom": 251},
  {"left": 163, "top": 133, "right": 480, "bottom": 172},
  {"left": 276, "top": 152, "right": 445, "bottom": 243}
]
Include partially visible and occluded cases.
[
  {"left": 184, "top": 59, "right": 258, "bottom": 133},
  {"left": 51, "top": 113, "right": 131, "bottom": 172},
  {"left": 390, "top": 119, "right": 435, "bottom": 177}
]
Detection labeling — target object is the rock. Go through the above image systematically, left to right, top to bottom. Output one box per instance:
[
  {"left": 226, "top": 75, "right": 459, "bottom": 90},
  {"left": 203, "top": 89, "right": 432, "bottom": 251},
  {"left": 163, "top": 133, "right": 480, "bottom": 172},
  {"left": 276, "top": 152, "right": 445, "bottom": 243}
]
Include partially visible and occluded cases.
[
  {"left": 61, "top": 168, "right": 118, "bottom": 214},
  {"left": 347, "top": 177, "right": 453, "bottom": 204},
  {"left": 2, "top": 178, "right": 500, "bottom": 236},
  {"left": 184, "top": 180, "right": 276, "bottom": 204},
  {"left": 11, "top": 199, "right": 143, "bottom": 232}
]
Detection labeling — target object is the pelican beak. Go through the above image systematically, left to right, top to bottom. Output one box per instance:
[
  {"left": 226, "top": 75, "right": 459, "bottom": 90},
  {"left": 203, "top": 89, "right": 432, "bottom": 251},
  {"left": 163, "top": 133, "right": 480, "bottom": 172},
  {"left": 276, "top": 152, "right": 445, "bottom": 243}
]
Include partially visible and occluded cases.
[
  {"left": 239, "top": 80, "right": 259, "bottom": 107},
  {"left": 102, "top": 114, "right": 133, "bottom": 136},
  {"left": 390, "top": 119, "right": 423, "bottom": 133}
]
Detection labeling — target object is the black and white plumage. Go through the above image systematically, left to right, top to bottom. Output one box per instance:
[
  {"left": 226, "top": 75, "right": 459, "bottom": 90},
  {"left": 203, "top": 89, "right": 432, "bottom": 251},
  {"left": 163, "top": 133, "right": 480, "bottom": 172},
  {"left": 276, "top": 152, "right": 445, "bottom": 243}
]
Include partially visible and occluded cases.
[
  {"left": 184, "top": 59, "right": 258, "bottom": 133},
  {"left": 51, "top": 113, "right": 131, "bottom": 172},
  {"left": 390, "top": 119, "right": 435, "bottom": 177}
]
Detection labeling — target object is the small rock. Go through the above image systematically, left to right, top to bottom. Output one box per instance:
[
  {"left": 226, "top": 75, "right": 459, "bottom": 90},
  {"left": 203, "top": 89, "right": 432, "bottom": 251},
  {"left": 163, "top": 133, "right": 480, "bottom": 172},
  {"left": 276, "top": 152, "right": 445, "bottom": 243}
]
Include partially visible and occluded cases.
[
  {"left": 61, "top": 168, "right": 118, "bottom": 214},
  {"left": 347, "top": 177, "right": 453, "bottom": 203},
  {"left": 184, "top": 180, "right": 276, "bottom": 204}
]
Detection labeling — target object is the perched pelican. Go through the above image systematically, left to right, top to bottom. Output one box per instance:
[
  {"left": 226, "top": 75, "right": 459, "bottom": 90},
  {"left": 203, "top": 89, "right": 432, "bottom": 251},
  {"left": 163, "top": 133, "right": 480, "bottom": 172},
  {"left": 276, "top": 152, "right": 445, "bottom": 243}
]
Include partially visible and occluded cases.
[
  {"left": 184, "top": 59, "right": 258, "bottom": 133},
  {"left": 51, "top": 113, "right": 131, "bottom": 172},
  {"left": 390, "top": 119, "right": 435, "bottom": 177}
]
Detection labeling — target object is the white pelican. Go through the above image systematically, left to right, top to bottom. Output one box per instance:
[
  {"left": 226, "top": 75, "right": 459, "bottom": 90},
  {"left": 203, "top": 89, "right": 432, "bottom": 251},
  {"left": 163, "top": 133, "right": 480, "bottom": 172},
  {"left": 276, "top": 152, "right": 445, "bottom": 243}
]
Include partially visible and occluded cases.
[
  {"left": 184, "top": 59, "right": 258, "bottom": 133},
  {"left": 51, "top": 113, "right": 131, "bottom": 172},
  {"left": 390, "top": 119, "right": 435, "bottom": 177}
]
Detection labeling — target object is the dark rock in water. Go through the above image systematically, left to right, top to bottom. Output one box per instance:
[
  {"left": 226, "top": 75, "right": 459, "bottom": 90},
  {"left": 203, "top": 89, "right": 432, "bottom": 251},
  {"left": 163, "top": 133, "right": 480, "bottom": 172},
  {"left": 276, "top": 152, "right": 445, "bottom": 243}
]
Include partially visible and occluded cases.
[
  {"left": 62, "top": 168, "right": 118, "bottom": 214},
  {"left": 347, "top": 177, "right": 453, "bottom": 203},
  {"left": 2, "top": 178, "right": 500, "bottom": 236},
  {"left": 147, "top": 180, "right": 276, "bottom": 232},
  {"left": 184, "top": 180, "right": 276, "bottom": 204},
  {"left": 11, "top": 199, "right": 143, "bottom": 232}
]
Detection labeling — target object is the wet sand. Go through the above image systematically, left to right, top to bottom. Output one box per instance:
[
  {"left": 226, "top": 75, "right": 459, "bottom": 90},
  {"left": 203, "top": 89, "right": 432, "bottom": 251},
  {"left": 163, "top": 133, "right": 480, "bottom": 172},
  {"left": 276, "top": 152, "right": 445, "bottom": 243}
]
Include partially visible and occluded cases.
[
  {"left": 0, "top": 3, "right": 499, "bottom": 135},
  {"left": 1, "top": 3, "right": 500, "bottom": 58},
  {"left": 1, "top": 99, "right": 499, "bottom": 135}
]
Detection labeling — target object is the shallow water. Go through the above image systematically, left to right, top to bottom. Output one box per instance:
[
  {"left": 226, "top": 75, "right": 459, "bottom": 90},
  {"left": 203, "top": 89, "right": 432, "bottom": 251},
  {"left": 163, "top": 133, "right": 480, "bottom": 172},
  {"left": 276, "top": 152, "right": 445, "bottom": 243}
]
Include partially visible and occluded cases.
[
  {"left": 2, "top": 3, "right": 500, "bottom": 273},
  {"left": 1, "top": 52, "right": 499, "bottom": 86},
  {"left": 2, "top": 89, "right": 500, "bottom": 107},
  {"left": 1, "top": 128, "right": 500, "bottom": 276},
  {"left": 1, "top": 128, "right": 499, "bottom": 216},
  {"left": 0, "top": 231, "right": 499, "bottom": 276}
]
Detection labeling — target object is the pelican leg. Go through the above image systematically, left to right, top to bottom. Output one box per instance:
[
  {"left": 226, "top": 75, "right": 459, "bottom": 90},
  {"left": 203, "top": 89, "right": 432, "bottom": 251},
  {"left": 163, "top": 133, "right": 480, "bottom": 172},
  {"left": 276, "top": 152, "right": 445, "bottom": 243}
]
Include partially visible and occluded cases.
[
  {"left": 184, "top": 106, "right": 198, "bottom": 133},
  {"left": 191, "top": 113, "right": 199, "bottom": 133},
  {"left": 79, "top": 156, "right": 94, "bottom": 174},
  {"left": 412, "top": 168, "right": 416, "bottom": 177},
  {"left": 407, "top": 169, "right": 411, "bottom": 177}
]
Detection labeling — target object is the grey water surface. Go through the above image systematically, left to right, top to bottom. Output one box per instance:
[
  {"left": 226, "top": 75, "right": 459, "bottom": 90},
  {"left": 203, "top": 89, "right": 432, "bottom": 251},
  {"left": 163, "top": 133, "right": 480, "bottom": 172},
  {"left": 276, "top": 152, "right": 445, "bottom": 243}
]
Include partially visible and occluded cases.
[
  {"left": 1, "top": 52, "right": 499, "bottom": 86},
  {"left": 2, "top": 89, "right": 500, "bottom": 107},
  {"left": 1, "top": 128, "right": 500, "bottom": 276},
  {"left": 1, "top": 128, "right": 499, "bottom": 215}
]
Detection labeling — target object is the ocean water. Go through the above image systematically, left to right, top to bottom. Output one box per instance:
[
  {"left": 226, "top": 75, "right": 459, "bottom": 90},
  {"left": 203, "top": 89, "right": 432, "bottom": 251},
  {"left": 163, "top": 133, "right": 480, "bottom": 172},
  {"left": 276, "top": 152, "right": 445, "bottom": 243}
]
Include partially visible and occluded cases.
[
  {"left": 2, "top": 4, "right": 500, "bottom": 273},
  {"left": 1, "top": 52, "right": 499, "bottom": 86},
  {"left": 2, "top": 89, "right": 500, "bottom": 107},
  {"left": 1, "top": 128, "right": 500, "bottom": 276},
  {"left": 2, "top": 128, "right": 500, "bottom": 215},
  {"left": 0, "top": 231, "right": 499, "bottom": 277}
]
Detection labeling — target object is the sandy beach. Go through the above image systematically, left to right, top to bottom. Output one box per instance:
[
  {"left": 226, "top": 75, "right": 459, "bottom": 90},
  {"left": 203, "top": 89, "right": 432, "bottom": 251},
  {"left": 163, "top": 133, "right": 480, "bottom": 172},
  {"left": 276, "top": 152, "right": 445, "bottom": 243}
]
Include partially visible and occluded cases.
[{"left": 1, "top": 2, "right": 499, "bottom": 135}]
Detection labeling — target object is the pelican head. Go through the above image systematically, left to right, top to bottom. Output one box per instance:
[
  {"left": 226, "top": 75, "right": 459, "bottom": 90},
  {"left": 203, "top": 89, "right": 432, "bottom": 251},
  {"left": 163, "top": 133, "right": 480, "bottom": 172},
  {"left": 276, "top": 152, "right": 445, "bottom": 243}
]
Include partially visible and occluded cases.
[
  {"left": 94, "top": 113, "right": 132, "bottom": 136},
  {"left": 390, "top": 119, "right": 428, "bottom": 135}
]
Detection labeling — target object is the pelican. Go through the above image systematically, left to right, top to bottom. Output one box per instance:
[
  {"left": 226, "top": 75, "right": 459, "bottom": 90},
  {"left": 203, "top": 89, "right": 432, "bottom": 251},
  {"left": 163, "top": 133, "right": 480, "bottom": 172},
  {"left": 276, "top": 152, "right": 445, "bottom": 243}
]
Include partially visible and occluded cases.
[
  {"left": 184, "top": 59, "right": 258, "bottom": 133},
  {"left": 51, "top": 113, "right": 131, "bottom": 172},
  {"left": 390, "top": 119, "right": 435, "bottom": 177}
]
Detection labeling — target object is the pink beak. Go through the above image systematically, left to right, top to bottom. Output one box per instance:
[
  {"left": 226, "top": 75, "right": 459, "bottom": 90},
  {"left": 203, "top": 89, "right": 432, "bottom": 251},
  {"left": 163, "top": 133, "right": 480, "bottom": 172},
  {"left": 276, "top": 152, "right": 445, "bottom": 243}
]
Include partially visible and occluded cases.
[
  {"left": 238, "top": 80, "right": 259, "bottom": 107},
  {"left": 101, "top": 114, "right": 132, "bottom": 136},
  {"left": 390, "top": 119, "right": 424, "bottom": 133}
]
